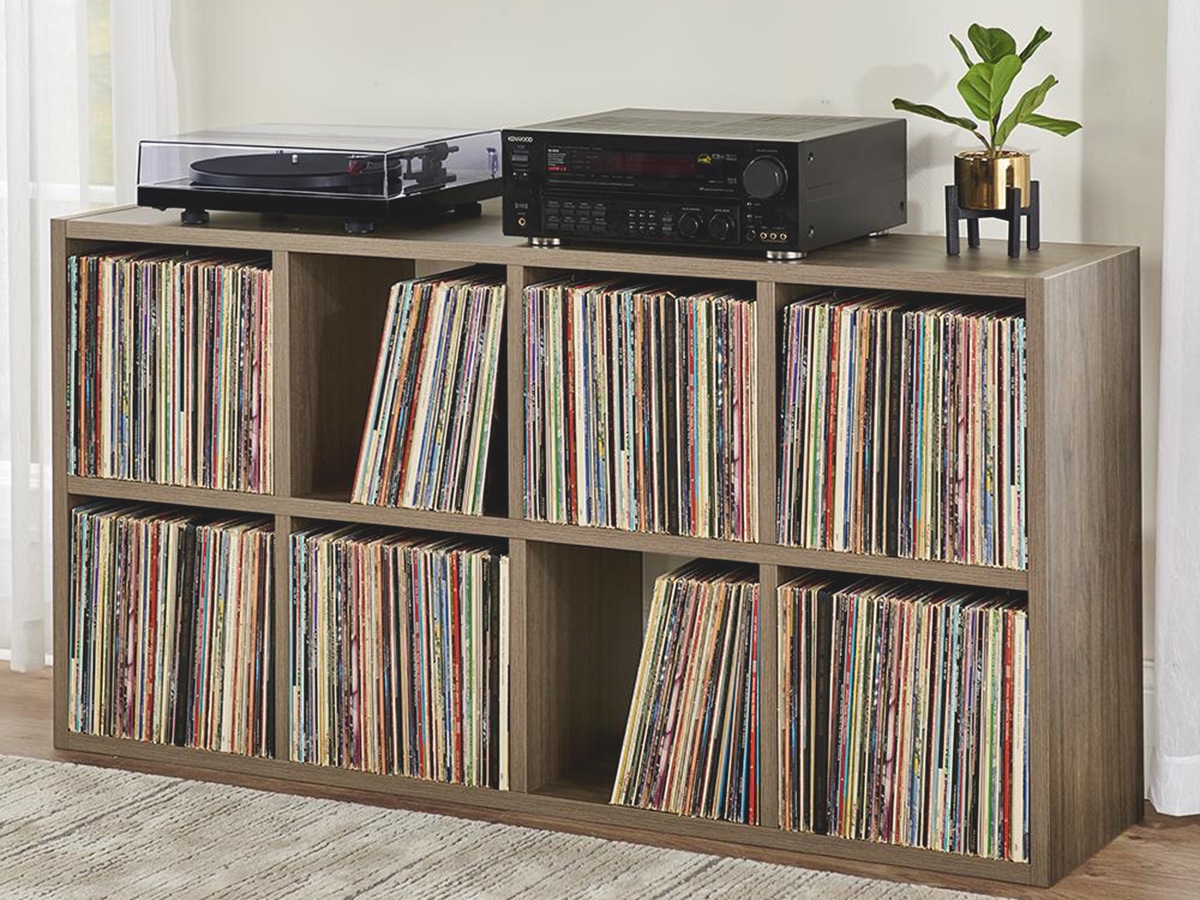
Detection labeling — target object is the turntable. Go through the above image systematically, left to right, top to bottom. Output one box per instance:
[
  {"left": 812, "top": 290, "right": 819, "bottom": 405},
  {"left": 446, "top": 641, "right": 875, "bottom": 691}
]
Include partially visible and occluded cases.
[{"left": 137, "top": 124, "right": 502, "bottom": 234}]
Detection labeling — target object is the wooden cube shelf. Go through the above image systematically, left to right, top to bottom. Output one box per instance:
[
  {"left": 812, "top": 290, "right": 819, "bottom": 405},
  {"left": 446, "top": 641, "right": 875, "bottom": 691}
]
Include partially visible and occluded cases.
[{"left": 50, "top": 201, "right": 1141, "bottom": 887}]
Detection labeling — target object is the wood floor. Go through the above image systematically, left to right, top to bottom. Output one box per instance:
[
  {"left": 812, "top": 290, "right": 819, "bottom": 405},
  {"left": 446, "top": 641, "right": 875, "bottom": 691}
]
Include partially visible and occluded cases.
[{"left": 3, "top": 663, "right": 1196, "bottom": 899}]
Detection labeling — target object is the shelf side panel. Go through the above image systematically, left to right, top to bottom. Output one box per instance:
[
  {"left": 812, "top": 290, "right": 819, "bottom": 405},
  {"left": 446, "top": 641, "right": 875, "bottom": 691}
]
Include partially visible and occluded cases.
[
  {"left": 51, "top": 220, "right": 70, "bottom": 748},
  {"left": 1029, "top": 250, "right": 1143, "bottom": 884},
  {"left": 272, "top": 251, "right": 293, "bottom": 496},
  {"left": 756, "top": 282, "right": 779, "bottom": 546},
  {"left": 274, "top": 514, "right": 293, "bottom": 763},
  {"left": 507, "top": 538, "right": 530, "bottom": 792}
]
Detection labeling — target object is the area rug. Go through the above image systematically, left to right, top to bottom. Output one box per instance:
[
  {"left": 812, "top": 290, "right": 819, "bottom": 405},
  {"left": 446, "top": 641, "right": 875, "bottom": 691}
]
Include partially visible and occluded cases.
[{"left": 0, "top": 755, "right": 997, "bottom": 899}]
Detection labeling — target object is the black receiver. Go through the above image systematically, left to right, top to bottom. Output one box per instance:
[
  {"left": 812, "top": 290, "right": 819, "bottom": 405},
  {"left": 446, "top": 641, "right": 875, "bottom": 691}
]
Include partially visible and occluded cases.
[{"left": 502, "top": 109, "right": 907, "bottom": 259}]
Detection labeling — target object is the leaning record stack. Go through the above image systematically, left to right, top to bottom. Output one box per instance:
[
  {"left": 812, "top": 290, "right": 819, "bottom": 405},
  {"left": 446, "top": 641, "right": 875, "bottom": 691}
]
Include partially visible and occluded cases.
[
  {"left": 351, "top": 268, "right": 506, "bottom": 514},
  {"left": 613, "top": 561, "right": 760, "bottom": 824}
]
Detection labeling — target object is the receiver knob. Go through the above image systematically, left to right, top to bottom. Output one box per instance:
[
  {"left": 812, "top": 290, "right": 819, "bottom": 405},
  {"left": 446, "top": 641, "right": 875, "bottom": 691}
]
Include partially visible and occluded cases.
[
  {"left": 742, "top": 156, "right": 788, "bottom": 200},
  {"left": 677, "top": 212, "right": 702, "bottom": 239},
  {"left": 708, "top": 213, "right": 735, "bottom": 242}
]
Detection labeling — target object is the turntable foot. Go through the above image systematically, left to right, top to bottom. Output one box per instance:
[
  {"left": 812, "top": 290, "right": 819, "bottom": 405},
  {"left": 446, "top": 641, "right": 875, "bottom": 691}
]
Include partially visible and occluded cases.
[
  {"left": 181, "top": 209, "right": 210, "bottom": 225},
  {"left": 345, "top": 219, "right": 376, "bottom": 235}
]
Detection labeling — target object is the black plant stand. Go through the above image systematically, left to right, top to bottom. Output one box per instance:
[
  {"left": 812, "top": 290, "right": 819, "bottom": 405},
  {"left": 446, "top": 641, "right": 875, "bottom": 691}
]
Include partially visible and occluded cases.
[{"left": 945, "top": 180, "right": 1040, "bottom": 258}]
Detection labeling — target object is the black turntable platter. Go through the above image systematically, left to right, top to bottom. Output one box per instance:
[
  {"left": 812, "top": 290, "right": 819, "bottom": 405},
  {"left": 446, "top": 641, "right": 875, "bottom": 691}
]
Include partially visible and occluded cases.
[{"left": 190, "top": 152, "right": 397, "bottom": 192}]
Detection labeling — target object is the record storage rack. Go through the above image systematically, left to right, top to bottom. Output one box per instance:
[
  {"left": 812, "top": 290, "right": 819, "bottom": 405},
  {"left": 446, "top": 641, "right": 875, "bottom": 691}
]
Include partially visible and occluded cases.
[{"left": 50, "top": 201, "right": 1141, "bottom": 889}]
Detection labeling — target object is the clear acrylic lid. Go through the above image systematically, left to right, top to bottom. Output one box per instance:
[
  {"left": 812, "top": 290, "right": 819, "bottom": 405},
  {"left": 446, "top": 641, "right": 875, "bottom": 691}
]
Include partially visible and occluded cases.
[{"left": 138, "top": 124, "right": 503, "bottom": 200}]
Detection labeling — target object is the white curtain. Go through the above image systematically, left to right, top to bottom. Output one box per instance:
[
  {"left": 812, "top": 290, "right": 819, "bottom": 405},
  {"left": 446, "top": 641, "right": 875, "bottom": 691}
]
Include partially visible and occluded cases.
[
  {"left": 0, "top": 0, "right": 177, "bottom": 673},
  {"left": 1152, "top": 0, "right": 1200, "bottom": 816}
]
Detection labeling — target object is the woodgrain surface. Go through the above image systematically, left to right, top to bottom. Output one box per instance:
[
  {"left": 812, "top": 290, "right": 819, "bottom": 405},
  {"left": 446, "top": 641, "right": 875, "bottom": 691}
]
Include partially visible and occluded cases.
[
  {"left": 65, "top": 203, "right": 1133, "bottom": 297},
  {"left": 50, "top": 221, "right": 70, "bottom": 752},
  {"left": 1028, "top": 251, "right": 1144, "bottom": 884},
  {"left": 755, "top": 281, "right": 779, "bottom": 545},
  {"left": 62, "top": 476, "right": 1029, "bottom": 589},
  {"left": 272, "top": 514, "right": 293, "bottom": 757},
  {"left": 522, "top": 542, "right": 643, "bottom": 794},
  {"left": 758, "top": 563, "right": 782, "bottom": 831},
  {"left": 5, "top": 665, "right": 1194, "bottom": 900}
]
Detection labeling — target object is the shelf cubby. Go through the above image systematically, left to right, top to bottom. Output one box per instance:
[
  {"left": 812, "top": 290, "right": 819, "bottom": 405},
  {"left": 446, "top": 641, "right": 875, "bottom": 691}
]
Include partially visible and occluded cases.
[
  {"left": 63, "top": 239, "right": 276, "bottom": 494},
  {"left": 284, "top": 251, "right": 416, "bottom": 500},
  {"left": 284, "top": 252, "right": 509, "bottom": 517},
  {"left": 516, "top": 267, "right": 762, "bottom": 542},
  {"left": 62, "top": 493, "right": 276, "bottom": 760},
  {"left": 283, "top": 517, "right": 508, "bottom": 787},
  {"left": 517, "top": 540, "right": 642, "bottom": 801}
]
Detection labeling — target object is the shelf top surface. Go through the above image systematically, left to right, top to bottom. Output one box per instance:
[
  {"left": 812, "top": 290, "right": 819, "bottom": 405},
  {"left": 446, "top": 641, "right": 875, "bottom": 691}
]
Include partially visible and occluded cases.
[{"left": 61, "top": 200, "right": 1135, "bottom": 294}]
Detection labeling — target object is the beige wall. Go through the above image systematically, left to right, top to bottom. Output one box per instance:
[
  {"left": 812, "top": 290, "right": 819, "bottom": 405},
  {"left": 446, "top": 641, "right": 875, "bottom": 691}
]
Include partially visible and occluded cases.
[{"left": 170, "top": 0, "right": 1166, "bottom": 669}]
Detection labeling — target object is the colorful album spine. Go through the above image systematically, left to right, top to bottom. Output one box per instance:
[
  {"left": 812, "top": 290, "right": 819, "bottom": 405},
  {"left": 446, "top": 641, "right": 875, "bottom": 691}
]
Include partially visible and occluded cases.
[
  {"left": 67, "top": 251, "right": 273, "bottom": 493},
  {"left": 351, "top": 269, "right": 506, "bottom": 514},
  {"left": 525, "top": 277, "right": 757, "bottom": 542},
  {"left": 777, "top": 292, "right": 1026, "bottom": 569},
  {"left": 66, "top": 502, "right": 273, "bottom": 757},
  {"left": 289, "top": 526, "right": 506, "bottom": 788},
  {"left": 612, "top": 561, "right": 760, "bottom": 824},
  {"left": 778, "top": 573, "right": 1028, "bottom": 861}
]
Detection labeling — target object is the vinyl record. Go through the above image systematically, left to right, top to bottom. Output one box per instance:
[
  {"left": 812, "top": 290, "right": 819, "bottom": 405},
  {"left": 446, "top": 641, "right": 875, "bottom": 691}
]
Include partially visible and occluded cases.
[{"left": 190, "top": 152, "right": 397, "bottom": 192}]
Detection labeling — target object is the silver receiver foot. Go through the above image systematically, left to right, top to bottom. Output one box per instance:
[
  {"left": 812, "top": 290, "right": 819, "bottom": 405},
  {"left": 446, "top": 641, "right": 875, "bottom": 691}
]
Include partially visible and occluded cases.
[
  {"left": 869, "top": 229, "right": 890, "bottom": 237},
  {"left": 528, "top": 236, "right": 562, "bottom": 248},
  {"left": 766, "top": 249, "right": 806, "bottom": 261}
]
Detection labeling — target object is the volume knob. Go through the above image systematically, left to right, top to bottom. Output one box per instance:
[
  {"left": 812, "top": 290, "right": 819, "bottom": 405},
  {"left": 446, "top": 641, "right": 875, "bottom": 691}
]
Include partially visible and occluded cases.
[
  {"left": 742, "top": 156, "right": 788, "bottom": 200},
  {"left": 708, "top": 213, "right": 735, "bottom": 242}
]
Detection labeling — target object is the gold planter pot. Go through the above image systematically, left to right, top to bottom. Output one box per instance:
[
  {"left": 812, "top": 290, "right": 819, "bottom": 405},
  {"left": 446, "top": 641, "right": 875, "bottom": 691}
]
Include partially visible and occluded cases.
[{"left": 954, "top": 150, "right": 1031, "bottom": 210}]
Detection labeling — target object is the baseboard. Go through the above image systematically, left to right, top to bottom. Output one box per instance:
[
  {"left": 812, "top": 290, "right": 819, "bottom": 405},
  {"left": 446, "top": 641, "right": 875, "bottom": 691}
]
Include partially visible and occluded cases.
[
  {"left": 0, "top": 648, "right": 54, "bottom": 667},
  {"left": 1145, "top": 658, "right": 1155, "bottom": 797}
]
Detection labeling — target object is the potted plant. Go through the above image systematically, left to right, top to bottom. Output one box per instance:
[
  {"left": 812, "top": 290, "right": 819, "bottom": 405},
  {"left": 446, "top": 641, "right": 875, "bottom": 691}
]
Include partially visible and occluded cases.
[{"left": 892, "top": 24, "right": 1081, "bottom": 210}]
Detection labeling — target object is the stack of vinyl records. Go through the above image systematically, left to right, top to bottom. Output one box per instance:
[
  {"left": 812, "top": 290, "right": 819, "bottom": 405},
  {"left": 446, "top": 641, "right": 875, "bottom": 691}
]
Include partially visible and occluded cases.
[
  {"left": 67, "top": 250, "right": 273, "bottom": 492},
  {"left": 352, "top": 269, "right": 506, "bottom": 514},
  {"left": 525, "top": 277, "right": 757, "bottom": 541},
  {"left": 777, "top": 291, "right": 1026, "bottom": 569},
  {"left": 67, "top": 502, "right": 274, "bottom": 757},
  {"left": 290, "top": 526, "right": 508, "bottom": 788},
  {"left": 612, "top": 562, "right": 759, "bottom": 823},
  {"left": 778, "top": 573, "right": 1028, "bottom": 861}
]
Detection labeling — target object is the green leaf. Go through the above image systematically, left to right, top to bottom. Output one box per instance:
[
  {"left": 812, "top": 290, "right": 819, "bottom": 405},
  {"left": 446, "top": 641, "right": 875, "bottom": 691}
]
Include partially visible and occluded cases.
[
  {"left": 968, "top": 24, "right": 1017, "bottom": 63},
  {"left": 1019, "top": 26, "right": 1053, "bottom": 63},
  {"left": 949, "top": 32, "right": 974, "bottom": 67},
  {"left": 957, "top": 55, "right": 1023, "bottom": 122},
  {"left": 993, "top": 74, "right": 1059, "bottom": 148},
  {"left": 891, "top": 98, "right": 979, "bottom": 132},
  {"left": 1025, "top": 112, "right": 1082, "bottom": 136}
]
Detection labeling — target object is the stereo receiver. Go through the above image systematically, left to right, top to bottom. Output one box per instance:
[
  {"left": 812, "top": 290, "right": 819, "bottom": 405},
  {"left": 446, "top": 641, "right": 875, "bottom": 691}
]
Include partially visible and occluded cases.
[{"left": 502, "top": 108, "right": 906, "bottom": 259}]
